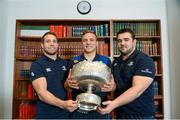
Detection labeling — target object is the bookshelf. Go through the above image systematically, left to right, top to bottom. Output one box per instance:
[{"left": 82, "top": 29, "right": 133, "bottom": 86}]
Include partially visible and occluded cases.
[{"left": 13, "top": 19, "right": 163, "bottom": 119}]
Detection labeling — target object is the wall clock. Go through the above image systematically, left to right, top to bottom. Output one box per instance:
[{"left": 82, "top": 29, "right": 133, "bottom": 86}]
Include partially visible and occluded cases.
[{"left": 77, "top": 1, "right": 91, "bottom": 15}]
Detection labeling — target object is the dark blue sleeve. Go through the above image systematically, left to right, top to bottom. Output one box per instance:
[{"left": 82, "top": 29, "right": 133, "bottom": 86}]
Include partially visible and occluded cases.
[
  {"left": 99, "top": 55, "right": 112, "bottom": 69},
  {"left": 71, "top": 56, "right": 82, "bottom": 65},
  {"left": 135, "top": 56, "right": 155, "bottom": 79},
  {"left": 106, "top": 57, "right": 112, "bottom": 69},
  {"left": 67, "top": 59, "right": 74, "bottom": 69},
  {"left": 30, "top": 62, "right": 45, "bottom": 82}
]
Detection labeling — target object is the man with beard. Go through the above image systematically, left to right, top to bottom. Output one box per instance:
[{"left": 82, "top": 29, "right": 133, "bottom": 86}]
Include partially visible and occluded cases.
[
  {"left": 98, "top": 28, "right": 156, "bottom": 119},
  {"left": 65, "top": 30, "right": 116, "bottom": 119},
  {"left": 30, "top": 32, "right": 78, "bottom": 119}
]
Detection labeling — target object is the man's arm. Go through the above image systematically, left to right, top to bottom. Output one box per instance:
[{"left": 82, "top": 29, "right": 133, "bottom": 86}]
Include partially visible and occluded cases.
[
  {"left": 106, "top": 55, "right": 155, "bottom": 109},
  {"left": 98, "top": 75, "right": 153, "bottom": 114},
  {"left": 113, "top": 75, "right": 153, "bottom": 107},
  {"left": 32, "top": 77, "right": 78, "bottom": 112}
]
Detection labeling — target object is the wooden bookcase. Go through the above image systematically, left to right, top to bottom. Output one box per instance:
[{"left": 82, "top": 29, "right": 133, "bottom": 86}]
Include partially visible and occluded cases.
[{"left": 13, "top": 19, "right": 164, "bottom": 119}]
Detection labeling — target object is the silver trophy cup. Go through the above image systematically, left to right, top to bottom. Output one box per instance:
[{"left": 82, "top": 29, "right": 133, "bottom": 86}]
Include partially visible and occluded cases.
[{"left": 71, "top": 60, "right": 111, "bottom": 113}]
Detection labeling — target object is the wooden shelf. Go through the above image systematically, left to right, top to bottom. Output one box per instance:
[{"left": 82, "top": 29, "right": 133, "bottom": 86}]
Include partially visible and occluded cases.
[
  {"left": 18, "top": 36, "right": 110, "bottom": 42},
  {"left": 113, "top": 36, "right": 161, "bottom": 38},
  {"left": 135, "top": 36, "right": 161, "bottom": 38},
  {"left": 113, "top": 55, "right": 161, "bottom": 58},
  {"left": 150, "top": 55, "right": 161, "bottom": 57},
  {"left": 16, "top": 57, "right": 39, "bottom": 61},
  {"left": 156, "top": 74, "right": 162, "bottom": 77},
  {"left": 16, "top": 78, "right": 30, "bottom": 81},
  {"left": 154, "top": 95, "right": 163, "bottom": 99},
  {"left": 154, "top": 95, "right": 164, "bottom": 99},
  {"left": 15, "top": 97, "right": 37, "bottom": 101},
  {"left": 155, "top": 113, "right": 164, "bottom": 118}
]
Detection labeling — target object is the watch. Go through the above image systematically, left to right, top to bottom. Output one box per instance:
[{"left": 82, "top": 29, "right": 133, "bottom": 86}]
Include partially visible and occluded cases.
[{"left": 77, "top": 1, "right": 91, "bottom": 15}]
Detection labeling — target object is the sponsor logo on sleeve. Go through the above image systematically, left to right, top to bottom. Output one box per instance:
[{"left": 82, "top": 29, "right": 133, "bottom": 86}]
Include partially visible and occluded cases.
[
  {"left": 74, "top": 60, "right": 79, "bottom": 63},
  {"left": 141, "top": 68, "right": 152, "bottom": 74},
  {"left": 31, "top": 72, "right": 35, "bottom": 76}
]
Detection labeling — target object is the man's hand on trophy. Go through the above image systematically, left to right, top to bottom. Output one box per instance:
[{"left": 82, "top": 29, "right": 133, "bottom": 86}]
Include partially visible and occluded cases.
[
  {"left": 67, "top": 69, "right": 79, "bottom": 89},
  {"left": 101, "top": 75, "right": 116, "bottom": 92},
  {"left": 63, "top": 100, "right": 78, "bottom": 112},
  {"left": 97, "top": 100, "right": 116, "bottom": 115}
]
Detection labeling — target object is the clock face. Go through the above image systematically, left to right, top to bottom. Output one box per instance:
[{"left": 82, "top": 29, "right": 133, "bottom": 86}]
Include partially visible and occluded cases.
[{"left": 77, "top": 1, "right": 91, "bottom": 15}]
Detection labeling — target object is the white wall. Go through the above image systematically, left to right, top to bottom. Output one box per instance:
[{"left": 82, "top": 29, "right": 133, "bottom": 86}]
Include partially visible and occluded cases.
[
  {"left": 0, "top": 0, "right": 7, "bottom": 118},
  {"left": 0, "top": 0, "right": 3, "bottom": 118},
  {"left": 2, "top": 0, "right": 171, "bottom": 118},
  {"left": 166, "top": 0, "right": 180, "bottom": 119}
]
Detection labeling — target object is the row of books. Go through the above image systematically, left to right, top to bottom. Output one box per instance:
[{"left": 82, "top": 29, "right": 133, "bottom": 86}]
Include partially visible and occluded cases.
[
  {"left": 113, "top": 22, "right": 158, "bottom": 36},
  {"left": 20, "top": 24, "right": 109, "bottom": 38},
  {"left": 51, "top": 25, "right": 109, "bottom": 37},
  {"left": 113, "top": 40, "right": 159, "bottom": 56},
  {"left": 113, "top": 40, "right": 121, "bottom": 56},
  {"left": 16, "top": 41, "right": 109, "bottom": 59},
  {"left": 136, "top": 41, "right": 158, "bottom": 55},
  {"left": 58, "top": 42, "right": 83, "bottom": 59},
  {"left": 17, "top": 45, "right": 42, "bottom": 58},
  {"left": 16, "top": 61, "right": 32, "bottom": 70},
  {"left": 154, "top": 61, "right": 161, "bottom": 74},
  {"left": 19, "top": 69, "right": 30, "bottom": 78},
  {"left": 153, "top": 80, "right": 159, "bottom": 95},
  {"left": 16, "top": 81, "right": 36, "bottom": 99},
  {"left": 154, "top": 100, "right": 161, "bottom": 114},
  {"left": 19, "top": 102, "right": 36, "bottom": 119}
]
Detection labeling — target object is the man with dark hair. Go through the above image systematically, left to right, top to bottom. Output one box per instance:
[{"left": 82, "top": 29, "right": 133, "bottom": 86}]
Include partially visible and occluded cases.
[
  {"left": 99, "top": 28, "right": 156, "bottom": 119},
  {"left": 30, "top": 32, "right": 78, "bottom": 119}
]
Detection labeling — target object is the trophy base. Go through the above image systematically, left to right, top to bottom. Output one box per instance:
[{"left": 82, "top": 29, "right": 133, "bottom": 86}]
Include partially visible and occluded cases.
[{"left": 76, "top": 93, "right": 101, "bottom": 112}]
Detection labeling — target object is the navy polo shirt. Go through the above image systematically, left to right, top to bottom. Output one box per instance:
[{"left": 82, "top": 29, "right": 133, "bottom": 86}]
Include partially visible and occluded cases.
[
  {"left": 113, "top": 50, "right": 155, "bottom": 117},
  {"left": 69, "top": 53, "right": 112, "bottom": 119},
  {"left": 30, "top": 55, "right": 70, "bottom": 119}
]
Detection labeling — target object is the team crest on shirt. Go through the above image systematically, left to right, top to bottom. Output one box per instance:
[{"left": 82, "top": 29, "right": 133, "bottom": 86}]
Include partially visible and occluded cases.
[
  {"left": 73, "top": 60, "right": 79, "bottom": 63},
  {"left": 127, "top": 61, "right": 134, "bottom": 67},
  {"left": 114, "top": 63, "right": 117, "bottom": 66},
  {"left": 61, "top": 66, "right": 67, "bottom": 71},
  {"left": 46, "top": 68, "right": 52, "bottom": 72}
]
